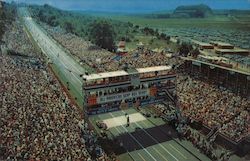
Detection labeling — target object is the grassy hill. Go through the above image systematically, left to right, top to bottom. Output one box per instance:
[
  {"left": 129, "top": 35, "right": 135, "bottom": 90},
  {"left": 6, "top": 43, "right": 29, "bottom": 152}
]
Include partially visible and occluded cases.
[
  {"left": 29, "top": 4, "right": 137, "bottom": 42},
  {"left": 134, "top": 4, "right": 213, "bottom": 19},
  {"left": 173, "top": 4, "right": 213, "bottom": 18}
]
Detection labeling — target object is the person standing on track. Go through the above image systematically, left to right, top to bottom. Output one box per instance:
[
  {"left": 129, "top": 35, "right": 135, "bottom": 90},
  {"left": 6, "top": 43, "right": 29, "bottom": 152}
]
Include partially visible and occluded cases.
[{"left": 126, "top": 115, "right": 130, "bottom": 127}]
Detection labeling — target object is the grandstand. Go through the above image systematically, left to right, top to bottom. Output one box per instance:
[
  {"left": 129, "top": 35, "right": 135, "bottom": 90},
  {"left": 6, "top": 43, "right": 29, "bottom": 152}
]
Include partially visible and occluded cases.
[
  {"left": 178, "top": 57, "right": 250, "bottom": 157},
  {"left": 181, "top": 57, "right": 250, "bottom": 96},
  {"left": 82, "top": 66, "right": 177, "bottom": 114}
]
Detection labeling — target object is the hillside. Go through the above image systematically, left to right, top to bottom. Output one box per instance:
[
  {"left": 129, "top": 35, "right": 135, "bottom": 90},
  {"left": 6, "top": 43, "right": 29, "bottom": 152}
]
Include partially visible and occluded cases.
[
  {"left": 29, "top": 4, "right": 136, "bottom": 42},
  {"left": 138, "top": 4, "right": 213, "bottom": 19},
  {"left": 173, "top": 4, "right": 213, "bottom": 18}
]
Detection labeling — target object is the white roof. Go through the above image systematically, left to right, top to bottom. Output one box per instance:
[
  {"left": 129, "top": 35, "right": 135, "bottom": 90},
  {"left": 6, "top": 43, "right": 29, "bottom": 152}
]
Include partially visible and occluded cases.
[
  {"left": 192, "top": 40, "right": 213, "bottom": 47},
  {"left": 211, "top": 41, "right": 233, "bottom": 46},
  {"left": 215, "top": 48, "right": 249, "bottom": 52},
  {"left": 198, "top": 55, "right": 228, "bottom": 61},
  {"left": 83, "top": 65, "right": 172, "bottom": 81},
  {"left": 136, "top": 66, "right": 172, "bottom": 73},
  {"left": 83, "top": 70, "right": 128, "bottom": 81}
]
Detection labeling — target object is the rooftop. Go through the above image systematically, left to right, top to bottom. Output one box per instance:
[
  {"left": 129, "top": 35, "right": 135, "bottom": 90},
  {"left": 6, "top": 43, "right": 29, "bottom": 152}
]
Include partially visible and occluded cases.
[
  {"left": 192, "top": 40, "right": 213, "bottom": 47},
  {"left": 118, "top": 41, "right": 126, "bottom": 47},
  {"left": 211, "top": 41, "right": 234, "bottom": 47},
  {"left": 215, "top": 48, "right": 249, "bottom": 53},
  {"left": 198, "top": 55, "right": 228, "bottom": 61},
  {"left": 182, "top": 57, "right": 250, "bottom": 76},
  {"left": 83, "top": 65, "right": 172, "bottom": 81},
  {"left": 136, "top": 66, "right": 172, "bottom": 74},
  {"left": 83, "top": 70, "right": 128, "bottom": 81}
]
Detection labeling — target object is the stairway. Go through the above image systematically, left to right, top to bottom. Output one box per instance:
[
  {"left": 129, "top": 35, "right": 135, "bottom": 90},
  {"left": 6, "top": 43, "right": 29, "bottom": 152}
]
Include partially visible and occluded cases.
[{"left": 206, "top": 126, "right": 218, "bottom": 140}]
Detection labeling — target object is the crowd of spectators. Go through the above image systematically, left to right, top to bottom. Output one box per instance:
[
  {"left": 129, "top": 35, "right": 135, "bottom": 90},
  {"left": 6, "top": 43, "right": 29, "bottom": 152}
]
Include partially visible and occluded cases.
[
  {"left": 1, "top": 7, "right": 248, "bottom": 160},
  {"left": 1, "top": 20, "right": 108, "bottom": 160},
  {"left": 2, "top": 20, "right": 37, "bottom": 57},
  {"left": 42, "top": 23, "right": 178, "bottom": 72},
  {"left": 42, "top": 23, "right": 249, "bottom": 142},
  {"left": 178, "top": 75, "right": 249, "bottom": 141},
  {"left": 219, "top": 110, "right": 249, "bottom": 141},
  {"left": 180, "top": 125, "right": 232, "bottom": 161}
]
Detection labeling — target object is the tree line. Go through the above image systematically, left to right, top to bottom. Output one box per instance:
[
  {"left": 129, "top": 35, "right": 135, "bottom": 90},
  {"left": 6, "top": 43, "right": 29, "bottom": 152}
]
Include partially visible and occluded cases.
[{"left": 30, "top": 4, "right": 139, "bottom": 51}]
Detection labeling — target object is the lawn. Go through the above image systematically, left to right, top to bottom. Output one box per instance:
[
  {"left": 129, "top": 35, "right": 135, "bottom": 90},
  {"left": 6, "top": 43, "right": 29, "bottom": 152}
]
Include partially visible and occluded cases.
[{"left": 126, "top": 34, "right": 179, "bottom": 52}]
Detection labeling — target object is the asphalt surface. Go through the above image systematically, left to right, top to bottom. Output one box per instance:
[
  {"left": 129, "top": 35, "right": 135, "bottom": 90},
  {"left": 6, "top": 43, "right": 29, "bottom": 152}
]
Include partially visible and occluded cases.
[
  {"left": 18, "top": 7, "right": 85, "bottom": 96},
  {"left": 91, "top": 109, "right": 212, "bottom": 161}
]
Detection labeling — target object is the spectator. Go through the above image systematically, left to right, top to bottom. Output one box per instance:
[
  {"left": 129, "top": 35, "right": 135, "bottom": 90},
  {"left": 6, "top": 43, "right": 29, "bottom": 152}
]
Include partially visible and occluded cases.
[
  {"left": 0, "top": 20, "right": 108, "bottom": 160},
  {"left": 178, "top": 75, "right": 249, "bottom": 141}
]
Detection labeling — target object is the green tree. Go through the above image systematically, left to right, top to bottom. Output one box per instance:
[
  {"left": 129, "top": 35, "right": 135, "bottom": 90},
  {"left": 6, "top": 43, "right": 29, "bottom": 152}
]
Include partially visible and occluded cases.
[
  {"left": 37, "top": 10, "right": 45, "bottom": 21},
  {"left": 193, "top": 10, "right": 205, "bottom": 18},
  {"left": 47, "top": 15, "right": 58, "bottom": 26},
  {"left": 88, "top": 20, "right": 116, "bottom": 51},
  {"left": 64, "top": 21, "right": 74, "bottom": 33},
  {"left": 0, "top": 22, "right": 5, "bottom": 40},
  {"left": 142, "top": 27, "right": 155, "bottom": 36},
  {"left": 179, "top": 43, "right": 193, "bottom": 56},
  {"left": 190, "top": 48, "right": 200, "bottom": 58}
]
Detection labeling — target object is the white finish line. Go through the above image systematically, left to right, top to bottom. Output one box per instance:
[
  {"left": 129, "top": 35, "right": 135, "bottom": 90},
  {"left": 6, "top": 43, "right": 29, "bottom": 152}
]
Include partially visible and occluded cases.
[{"left": 103, "top": 113, "right": 146, "bottom": 129}]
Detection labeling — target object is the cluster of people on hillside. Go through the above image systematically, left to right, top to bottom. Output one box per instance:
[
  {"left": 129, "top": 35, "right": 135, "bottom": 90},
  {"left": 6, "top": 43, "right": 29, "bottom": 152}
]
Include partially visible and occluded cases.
[
  {"left": 0, "top": 20, "right": 108, "bottom": 160},
  {"left": 42, "top": 23, "right": 179, "bottom": 72},
  {"left": 42, "top": 24, "right": 114, "bottom": 71},
  {"left": 100, "top": 49, "right": 178, "bottom": 72},
  {"left": 178, "top": 75, "right": 249, "bottom": 141}
]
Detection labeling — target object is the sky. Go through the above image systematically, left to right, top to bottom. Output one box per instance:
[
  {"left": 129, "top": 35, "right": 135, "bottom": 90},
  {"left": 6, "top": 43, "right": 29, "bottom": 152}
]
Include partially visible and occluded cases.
[{"left": 5, "top": 0, "right": 250, "bottom": 13}]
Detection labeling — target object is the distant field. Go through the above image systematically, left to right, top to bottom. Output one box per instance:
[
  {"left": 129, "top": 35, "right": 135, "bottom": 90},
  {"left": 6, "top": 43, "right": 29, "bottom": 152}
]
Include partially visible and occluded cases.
[
  {"left": 100, "top": 14, "right": 250, "bottom": 49},
  {"left": 103, "top": 15, "right": 250, "bottom": 30}
]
